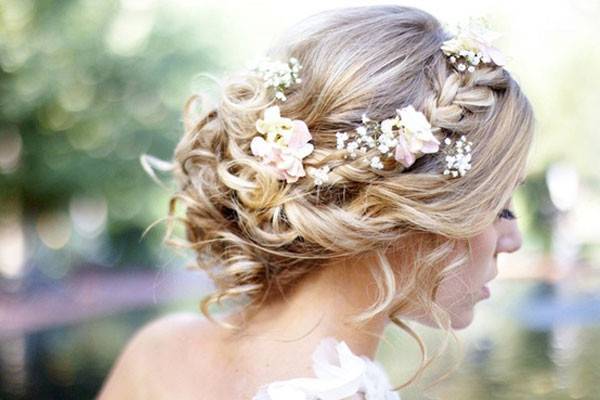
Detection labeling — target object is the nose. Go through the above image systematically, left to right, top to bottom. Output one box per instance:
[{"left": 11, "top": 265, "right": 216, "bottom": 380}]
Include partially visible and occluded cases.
[{"left": 497, "top": 223, "right": 523, "bottom": 254}]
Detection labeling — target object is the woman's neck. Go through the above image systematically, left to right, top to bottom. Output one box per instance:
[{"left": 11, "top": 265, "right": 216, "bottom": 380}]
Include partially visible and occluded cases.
[{"left": 220, "top": 253, "right": 390, "bottom": 368}]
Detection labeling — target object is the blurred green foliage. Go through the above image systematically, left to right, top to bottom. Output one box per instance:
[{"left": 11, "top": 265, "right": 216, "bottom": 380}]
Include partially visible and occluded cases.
[{"left": 0, "top": 0, "right": 225, "bottom": 268}]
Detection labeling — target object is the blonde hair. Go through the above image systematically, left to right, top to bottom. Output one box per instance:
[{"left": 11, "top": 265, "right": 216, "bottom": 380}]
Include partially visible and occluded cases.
[{"left": 160, "top": 5, "right": 535, "bottom": 393}]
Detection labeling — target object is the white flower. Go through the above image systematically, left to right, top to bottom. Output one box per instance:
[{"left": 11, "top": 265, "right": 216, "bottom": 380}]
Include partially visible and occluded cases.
[
  {"left": 440, "top": 18, "right": 507, "bottom": 72},
  {"left": 253, "top": 57, "right": 302, "bottom": 102},
  {"left": 274, "top": 91, "right": 287, "bottom": 101},
  {"left": 333, "top": 105, "right": 473, "bottom": 178},
  {"left": 393, "top": 105, "right": 440, "bottom": 168},
  {"left": 251, "top": 106, "right": 314, "bottom": 183},
  {"left": 255, "top": 106, "right": 293, "bottom": 143},
  {"left": 397, "top": 106, "right": 433, "bottom": 140},
  {"left": 380, "top": 116, "right": 400, "bottom": 135},
  {"left": 356, "top": 126, "right": 368, "bottom": 136},
  {"left": 336, "top": 131, "right": 349, "bottom": 150},
  {"left": 336, "top": 131, "right": 349, "bottom": 141},
  {"left": 378, "top": 131, "right": 398, "bottom": 149},
  {"left": 443, "top": 135, "right": 473, "bottom": 178},
  {"left": 346, "top": 140, "right": 359, "bottom": 158},
  {"left": 377, "top": 144, "right": 390, "bottom": 153},
  {"left": 370, "top": 156, "right": 384, "bottom": 170},
  {"left": 308, "top": 165, "right": 331, "bottom": 186},
  {"left": 252, "top": 337, "right": 400, "bottom": 400}
]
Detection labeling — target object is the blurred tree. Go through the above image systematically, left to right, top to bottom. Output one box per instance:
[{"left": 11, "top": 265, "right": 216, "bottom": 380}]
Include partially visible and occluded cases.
[{"left": 0, "top": 0, "right": 225, "bottom": 269}]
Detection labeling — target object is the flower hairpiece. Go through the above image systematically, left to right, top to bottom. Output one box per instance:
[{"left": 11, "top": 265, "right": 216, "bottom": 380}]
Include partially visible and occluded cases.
[
  {"left": 441, "top": 17, "right": 506, "bottom": 73},
  {"left": 248, "top": 30, "right": 496, "bottom": 185},
  {"left": 252, "top": 57, "right": 302, "bottom": 101},
  {"left": 248, "top": 104, "right": 473, "bottom": 186},
  {"left": 248, "top": 105, "right": 474, "bottom": 186},
  {"left": 250, "top": 105, "right": 314, "bottom": 183},
  {"left": 335, "top": 106, "right": 442, "bottom": 171},
  {"left": 443, "top": 135, "right": 473, "bottom": 177}
]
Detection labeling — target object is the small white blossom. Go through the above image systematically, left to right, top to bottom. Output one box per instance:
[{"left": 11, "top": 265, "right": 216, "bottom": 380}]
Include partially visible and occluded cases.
[
  {"left": 440, "top": 18, "right": 507, "bottom": 73},
  {"left": 253, "top": 57, "right": 302, "bottom": 102},
  {"left": 275, "top": 91, "right": 287, "bottom": 101},
  {"left": 326, "top": 103, "right": 477, "bottom": 179},
  {"left": 380, "top": 117, "right": 399, "bottom": 135},
  {"left": 356, "top": 126, "right": 368, "bottom": 136},
  {"left": 336, "top": 131, "right": 349, "bottom": 150},
  {"left": 336, "top": 131, "right": 349, "bottom": 141},
  {"left": 378, "top": 131, "right": 398, "bottom": 151},
  {"left": 443, "top": 135, "right": 473, "bottom": 178},
  {"left": 346, "top": 140, "right": 359, "bottom": 158},
  {"left": 370, "top": 156, "right": 384, "bottom": 170},
  {"left": 308, "top": 165, "right": 331, "bottom": 186}
]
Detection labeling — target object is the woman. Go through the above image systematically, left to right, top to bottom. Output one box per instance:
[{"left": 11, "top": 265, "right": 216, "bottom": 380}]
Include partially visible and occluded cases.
[{"left": 98, "top": 5, "right": 534, "bottom": 399}]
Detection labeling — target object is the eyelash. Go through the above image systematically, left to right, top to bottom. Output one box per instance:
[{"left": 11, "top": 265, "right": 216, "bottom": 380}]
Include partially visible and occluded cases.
[{"left": 498, "top": 208, "right": 517, "bottom": 220}]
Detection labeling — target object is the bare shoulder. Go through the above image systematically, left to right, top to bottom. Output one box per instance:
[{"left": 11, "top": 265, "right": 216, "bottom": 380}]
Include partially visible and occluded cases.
[{"left": 97, "top": 312, "right": 221, "bottom": 399}]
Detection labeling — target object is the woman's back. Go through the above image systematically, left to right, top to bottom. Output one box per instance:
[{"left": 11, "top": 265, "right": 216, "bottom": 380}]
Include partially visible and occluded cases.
[
  {"left": 98, "top": 312, "right": 399, "bottom": 399},
  {"left": 98, "top": 313, "right": 260, "bottom": 399}
]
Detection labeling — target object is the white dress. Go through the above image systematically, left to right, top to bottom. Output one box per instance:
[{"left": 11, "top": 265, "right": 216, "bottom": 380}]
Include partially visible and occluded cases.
[{"left": 252, "top": 337, "right": 401, "bottom": 400}]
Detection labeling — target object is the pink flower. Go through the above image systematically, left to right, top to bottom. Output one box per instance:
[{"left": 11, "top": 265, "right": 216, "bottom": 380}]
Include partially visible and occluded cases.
[
  {"left": 441, "top": 19, "right": 507, "bottom": 67},
  {"left": 483, "top": 45, "right": 506, "bottom": 66},
  {"left": 393, "top": 106, "right": 440, "bottom": 168},
  {"left": 251, "top": 107, "right": 314, "bottom": 183},
  {"left": 394, "top": 135, "right": 416, "bottom": 168}
]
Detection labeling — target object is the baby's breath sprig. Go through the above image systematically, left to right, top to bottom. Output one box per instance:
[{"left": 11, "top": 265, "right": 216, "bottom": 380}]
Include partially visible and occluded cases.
[
  {"left": 441, "top": 18, "right": 507, "bottom": 73},
  {"left": 253, "top": 57, "right": 302, "bottom": 101},
  {"left": 335, "top": 107, "right": 440, "bottom": 175},
  {"left": 342, "top": 115, "right": 379, "bottom": 158},
  {"left": 442, "top": 135, "right": 473, "bottom": 177},
  {"left": 307, "top": 165, "right": 331, "bottom": 186}
]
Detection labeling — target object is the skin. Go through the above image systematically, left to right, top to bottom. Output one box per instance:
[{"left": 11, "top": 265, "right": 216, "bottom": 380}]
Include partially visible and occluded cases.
[
  {"left": 98, "top": 179, "right": 525, "bottom": 399},
  {"left": 405, "top": 196, "right": 523, "bottom": 330}
]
